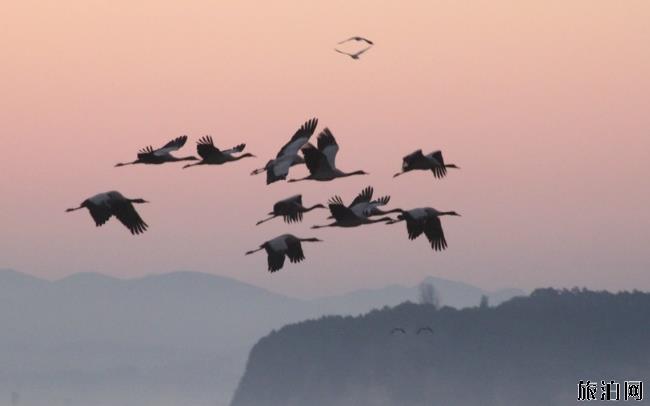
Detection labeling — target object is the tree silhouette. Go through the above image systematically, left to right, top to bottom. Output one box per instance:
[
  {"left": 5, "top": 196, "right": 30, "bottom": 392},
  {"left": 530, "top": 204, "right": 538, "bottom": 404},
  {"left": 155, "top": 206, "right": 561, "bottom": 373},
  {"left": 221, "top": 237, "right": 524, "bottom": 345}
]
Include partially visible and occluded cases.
[{"left": 417, "top": 282, "right": 440, "bottom": 308}]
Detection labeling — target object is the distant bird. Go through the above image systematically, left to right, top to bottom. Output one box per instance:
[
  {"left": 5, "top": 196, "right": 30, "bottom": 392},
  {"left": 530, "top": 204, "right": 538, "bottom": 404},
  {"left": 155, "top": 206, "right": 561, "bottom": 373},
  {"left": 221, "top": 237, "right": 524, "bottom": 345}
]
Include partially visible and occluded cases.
[
  {"left": 338, "top": 36, "right": 374, "bottom": 45},
  {"left": 334, "top": 46, "right": 372, "bottom": 60},
  {"left": 251, "top": 118, "right": 318, "bottom": 184},
  {"left": 288, "top": 128, "right": 368, "bottom": 182},
  {"left": 115, "top": 135, "right": 197, "bottom": 166},
  {"left": 182, "top": 136, "right": 254, "bottom": 168},
  {"left": 393, "top": 150, "right": 459, "bottom": 179},
  {"left": 327, "top": 186, "right": 392, "bottom": 219},
  {"left": 312, "top": 189, "right": 393, "bottom": 229},
  {"left": 65, "top": 191, "right": 149, "bottom": 235},
  {"left": 256, "top": 195, "right": 326, "bottom": 225},
  {"left": 387, "top": 208, "right": 460, "bottom": 251},
  {"left": 245, "top": 234, "right": 323, "bottom": 272},
  {"left": 417, "top": 327, "right": 434, "bottom": 335},
  {"left": 390, "top": 328, "right": 406, "bottom": 335}
]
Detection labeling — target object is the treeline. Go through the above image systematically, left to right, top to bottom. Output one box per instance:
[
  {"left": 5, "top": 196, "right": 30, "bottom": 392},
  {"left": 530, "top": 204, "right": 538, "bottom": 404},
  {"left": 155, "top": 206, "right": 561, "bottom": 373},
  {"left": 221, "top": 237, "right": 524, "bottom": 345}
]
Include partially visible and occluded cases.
[{"left": 231, "top": 288, "right": 650, "bottom": 406}]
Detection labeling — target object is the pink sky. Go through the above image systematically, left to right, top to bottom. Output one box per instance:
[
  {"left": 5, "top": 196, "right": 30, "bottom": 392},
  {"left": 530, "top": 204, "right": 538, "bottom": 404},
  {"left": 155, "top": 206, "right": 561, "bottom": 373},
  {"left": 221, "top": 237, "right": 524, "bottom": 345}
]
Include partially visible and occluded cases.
[{"left": 1, "top": 0, "right": 649, "bottom": 297}]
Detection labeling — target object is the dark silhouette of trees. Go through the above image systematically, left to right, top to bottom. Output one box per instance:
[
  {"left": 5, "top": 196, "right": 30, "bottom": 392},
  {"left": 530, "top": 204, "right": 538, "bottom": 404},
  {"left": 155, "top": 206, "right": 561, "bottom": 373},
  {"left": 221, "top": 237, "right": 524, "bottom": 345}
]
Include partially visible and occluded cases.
[
  {"left": 417, "top": 282, "right": 440, "bottom": 308},
  {"left": 232, "top": 288, "right": 650, "bottom": 406},
  {"left": 479, "top": 294, "right": 489, "bottom": 308}
]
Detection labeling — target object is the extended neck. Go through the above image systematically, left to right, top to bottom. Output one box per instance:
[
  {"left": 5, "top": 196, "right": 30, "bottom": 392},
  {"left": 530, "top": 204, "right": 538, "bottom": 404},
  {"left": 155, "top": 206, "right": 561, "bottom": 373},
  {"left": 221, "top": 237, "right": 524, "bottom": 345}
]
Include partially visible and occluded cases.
[
  {"left": 232, "top": 153, "right": 255, "bottom": 161},
  {"left": 176, "top": 156, "right": 198, "bottom": 162},
  {"left": 115, "top": 160, "right": 139, "bottom": 167},
  {"left": 183, "top": 161, "right": 204, "bottom": 169},
  {"left": 341, "top": 170, "right": 366, "bottom": 178},
  {"left": 287, "top": 176, "right": 310, "bottom": 183},
  {"left": 304, "top": 204, "right": 325, "bottom": 212},
  {"left": 65, "top": 205, "right": 84, "bottom": 212},
  {"left": 381, "top": 208, "right": 404, "bottom": 215},
  {"left": 255, "top": 214, "right": 277, "bottom": 226},
  {"left": 368, "top": 216, "right": 393, "bottom": 224},
  {"left": 311, "top": 222, "right": 334, "bottom": 229},
  {"left": 300, "top": 237, "right": 322, "bottom": 243},
  {"left": 245, "top": 247, "right": 264, "bottom": 255}
]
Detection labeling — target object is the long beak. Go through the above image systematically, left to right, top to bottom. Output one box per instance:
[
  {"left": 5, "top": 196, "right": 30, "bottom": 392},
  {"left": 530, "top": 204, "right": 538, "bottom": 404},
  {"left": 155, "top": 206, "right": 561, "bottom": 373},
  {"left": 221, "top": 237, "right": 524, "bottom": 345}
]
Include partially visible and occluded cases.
[
  {"left": 250, "top": 168, "right": 265, "bottom": 175},
  {"left": 393, "top": 172, "right": 403, "bottom": 178},
  {"left": 245, "top": 248, "right": 263, "bottom": 255}
]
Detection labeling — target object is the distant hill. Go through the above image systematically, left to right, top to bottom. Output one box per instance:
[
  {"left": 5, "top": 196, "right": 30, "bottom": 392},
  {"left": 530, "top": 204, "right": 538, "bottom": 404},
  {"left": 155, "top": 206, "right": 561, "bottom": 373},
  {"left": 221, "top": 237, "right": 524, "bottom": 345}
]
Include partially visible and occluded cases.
[
  {"left": 0, "top": 269, "right": 523, "bottom": 406},
  {"left": 311, "top": 275, "right": 523, "bottom": 314},
  {"left": 232, "top": 289, "right": 650, "bottom": 406}
]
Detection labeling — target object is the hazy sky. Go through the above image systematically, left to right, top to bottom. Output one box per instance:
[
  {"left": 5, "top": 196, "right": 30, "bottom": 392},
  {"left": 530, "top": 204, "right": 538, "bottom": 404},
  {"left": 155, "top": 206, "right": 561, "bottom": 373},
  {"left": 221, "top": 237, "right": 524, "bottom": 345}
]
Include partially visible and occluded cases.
[{"left": 1, "top": 0, "right": 649, "bottom": 297}]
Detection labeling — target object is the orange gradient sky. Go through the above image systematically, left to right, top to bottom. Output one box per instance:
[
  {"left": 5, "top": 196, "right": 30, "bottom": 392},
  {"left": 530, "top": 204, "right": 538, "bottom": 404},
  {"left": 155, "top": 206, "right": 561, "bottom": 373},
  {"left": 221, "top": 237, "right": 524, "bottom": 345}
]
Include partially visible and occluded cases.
[{"left": 1, "top": 0, "right": 649, "bottom": 297}]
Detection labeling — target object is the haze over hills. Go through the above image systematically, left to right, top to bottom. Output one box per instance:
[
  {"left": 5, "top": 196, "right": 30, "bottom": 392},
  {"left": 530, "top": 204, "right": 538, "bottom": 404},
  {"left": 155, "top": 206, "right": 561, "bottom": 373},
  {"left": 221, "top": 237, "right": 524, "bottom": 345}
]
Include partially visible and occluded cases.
[
  {"left": 0, "top": 269, "right": 523, "bottom": 406},
  {"left": 232, "top": 289, "right": 650, "bottom": 406}
]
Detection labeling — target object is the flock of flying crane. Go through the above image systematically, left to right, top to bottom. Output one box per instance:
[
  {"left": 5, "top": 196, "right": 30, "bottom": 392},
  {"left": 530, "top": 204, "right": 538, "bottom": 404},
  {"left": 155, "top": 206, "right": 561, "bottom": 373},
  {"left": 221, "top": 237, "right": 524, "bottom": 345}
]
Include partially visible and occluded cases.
[{"left": 65, "top": 37, "right": 461, "bottom": 273}]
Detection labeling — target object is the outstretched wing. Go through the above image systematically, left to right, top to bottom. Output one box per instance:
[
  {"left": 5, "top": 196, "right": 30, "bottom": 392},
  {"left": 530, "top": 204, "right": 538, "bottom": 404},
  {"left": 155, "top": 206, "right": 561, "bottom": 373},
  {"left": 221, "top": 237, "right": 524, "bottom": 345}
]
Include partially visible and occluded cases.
[
  {"left": 338, "top": 36, "right": 373, "bottom": 45},
  {"left": 353, "top": 46, "right": 372, "bottom": 57},
  {"left": 334, "top": 48, "right": 352, "bottom": 56},
  {"left": 276, "top": 118, "right": 318, "bottom": 158},
  {"left": 317, "top": 128, "right": 339, "bottom": 170},
  {"left": 154, "top": 135, "right": 188, "bottom": 156},
  {"left": 196, "top": 136, "right": 222, "bottom": 159},
  {"left": 222, "top": 143, "right": 246, "bottom": 155},
  {"left": 301, "top": 143, "right": 331, "bottom": 174},
  {"left": 137, "top": 145, "right": 155, "bottom": 160},
  {"left": 402, "top": 149, "right": 425, "bottom": 169},
  {"left": 428, "top": 150, "right": 447, "bottom": 178},
  {"left": 266, "top": 155, "right": 294, "bottom": 184},
  {"left": 350, "top": 186, "right": 374, "bottom": 208},
  {"left": 275, "top": 195, "right": 304, "bottom": 223},
  {"left": 373, "top": 195, "right": 390, "bottom": 206},
  {"left": 328, "top": 198, "right": 359, "bottom": 222},
  {"left": 112, "top": 201, "right": 148, "bottom": 235},
  {"left": 86, "top": 203, "right": 112, "bottom": 227},
  {"left": 283, "top": 211, "right": 303, "bottom": 223},
  {"left": 424, "top": 216, "right": 447, "bottom": 251},
  {"left": 405, "top": 218, "right": 425, "bottom": 240},
  {"left": 285, "top": 238, "right": 306, "bottom": 264},
  {"left": 267, "top": 252, "right": 286, "bottom": 273}
]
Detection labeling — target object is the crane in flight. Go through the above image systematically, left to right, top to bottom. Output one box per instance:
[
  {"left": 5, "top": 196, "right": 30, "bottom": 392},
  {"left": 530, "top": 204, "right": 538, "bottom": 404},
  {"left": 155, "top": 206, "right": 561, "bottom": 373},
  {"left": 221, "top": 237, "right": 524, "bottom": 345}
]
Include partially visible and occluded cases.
[
  {"left": 250, "top": 118, "right": 318, "bottom": 184},
  {"left": 115, "top": 135, "right": 197, "bottom": 166},
  {"left": 182, "top": 136, "right": 254, "bottom": 168},
  {"left": 65, "top": 191, "right": 149, "bottom": 235},
  {"left": 245, "top": 234, "right": 323, "bottom": 272}
]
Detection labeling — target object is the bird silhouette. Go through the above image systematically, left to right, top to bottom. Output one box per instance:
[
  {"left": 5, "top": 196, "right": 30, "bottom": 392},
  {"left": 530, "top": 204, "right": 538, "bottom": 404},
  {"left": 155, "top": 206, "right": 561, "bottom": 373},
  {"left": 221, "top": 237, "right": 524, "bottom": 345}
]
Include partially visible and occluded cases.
[
  {"left": 338, "top": 36, "right": 374, "bottom": 45},
  {"left": 334, "top": 46, "right": 372, "bottom": 60},
  {"left": 250, "top": 118, "right": 318, "bottom": 184},
  {"left": 288, "top": 128, "right": 368, "bottom": 182},
  {"left": 115, "top": 135, "right": 197, "bottom": 166},
  {"left": 182, "top": 136, "right": 254, "bottom": 168},
  {"left": 394, "top": 150, "right": 459, "bottom": 179},
  {"left": 326, "top": 186, "right": 393, "bottom": 219},
  {"left": 312, "top": 189, "right": 394, "bottom": 229},
  {"left": 65, "top": 191, "right": 149, "bottom": 235},
  {"left": 256, "top": 195, "right": 326, "bottom": 225},
  {"left": 387, "top": 208, "right": 460, "bottom": 251},
  {"left": 245, "top": 234, "right": 323, "bottom": 272},
  {"left": 390, "top": 327, "right": 406, "bottom": 335},
  {"left": 417, "top": 327, "right": 434, "bottom": 334}
]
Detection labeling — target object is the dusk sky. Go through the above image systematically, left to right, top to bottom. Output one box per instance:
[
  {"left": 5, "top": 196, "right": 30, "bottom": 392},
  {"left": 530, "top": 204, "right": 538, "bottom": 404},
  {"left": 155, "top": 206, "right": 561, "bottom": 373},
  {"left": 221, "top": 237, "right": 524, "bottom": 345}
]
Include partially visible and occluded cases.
[{"left": 1, "top": 0, "right": 649, "bottom": 297}]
